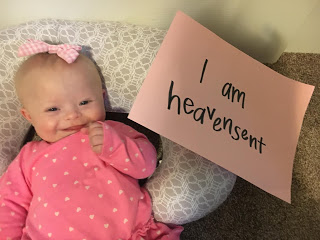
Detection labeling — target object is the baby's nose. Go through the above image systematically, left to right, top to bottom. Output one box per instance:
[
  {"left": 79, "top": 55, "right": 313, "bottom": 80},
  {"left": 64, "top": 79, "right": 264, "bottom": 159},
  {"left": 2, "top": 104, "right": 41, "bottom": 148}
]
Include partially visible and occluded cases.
[{"left": 65, "top": 107, "right": 81, "bottom": 120}]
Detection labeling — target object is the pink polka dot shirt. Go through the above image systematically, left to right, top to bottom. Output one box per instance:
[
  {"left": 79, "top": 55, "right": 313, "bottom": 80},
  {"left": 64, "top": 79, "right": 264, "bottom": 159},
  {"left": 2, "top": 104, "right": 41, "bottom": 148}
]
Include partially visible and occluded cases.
[{"left": 0, "top": 121, "right": 183, "bottom": 239}]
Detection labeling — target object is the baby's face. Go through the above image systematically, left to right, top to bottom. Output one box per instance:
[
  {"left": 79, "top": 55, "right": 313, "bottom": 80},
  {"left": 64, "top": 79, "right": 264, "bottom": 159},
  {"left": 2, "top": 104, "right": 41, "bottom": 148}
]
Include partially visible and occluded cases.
[{"left": 19, "top": 56, "right": 106, "bottom": 143}]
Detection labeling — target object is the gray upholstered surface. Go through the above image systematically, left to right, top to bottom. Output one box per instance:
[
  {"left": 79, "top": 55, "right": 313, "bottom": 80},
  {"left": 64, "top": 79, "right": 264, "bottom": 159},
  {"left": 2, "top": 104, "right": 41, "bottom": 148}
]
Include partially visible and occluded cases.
[{"left": 180, "top": 52, "right": 320, "bottom": 240}]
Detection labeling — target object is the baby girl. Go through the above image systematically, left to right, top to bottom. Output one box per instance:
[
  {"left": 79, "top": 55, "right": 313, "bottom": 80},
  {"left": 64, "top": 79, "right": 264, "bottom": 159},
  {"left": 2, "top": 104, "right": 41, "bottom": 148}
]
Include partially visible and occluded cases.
[{"left": 0, "top": 40, "right": 183, "bottom": 239}]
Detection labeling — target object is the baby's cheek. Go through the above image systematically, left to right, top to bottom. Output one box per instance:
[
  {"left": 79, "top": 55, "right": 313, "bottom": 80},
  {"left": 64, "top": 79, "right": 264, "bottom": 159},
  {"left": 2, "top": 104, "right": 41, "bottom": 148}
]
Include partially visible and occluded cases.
[
  {"left": 91, "top": 107, "right": 106, "bottom": 121},
  {"left": 36, "top": 119, "right": 61, "bottom": 142},
  {"left": 45, "top": 119, "right": 59, "bottom": 132}
]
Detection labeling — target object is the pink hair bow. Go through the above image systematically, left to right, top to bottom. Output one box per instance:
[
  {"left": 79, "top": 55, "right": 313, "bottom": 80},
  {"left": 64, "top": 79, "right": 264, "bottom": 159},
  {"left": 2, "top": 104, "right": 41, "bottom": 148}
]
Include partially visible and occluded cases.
[{"left": 18, "top": 39, "right": 82, "bottom": 64}]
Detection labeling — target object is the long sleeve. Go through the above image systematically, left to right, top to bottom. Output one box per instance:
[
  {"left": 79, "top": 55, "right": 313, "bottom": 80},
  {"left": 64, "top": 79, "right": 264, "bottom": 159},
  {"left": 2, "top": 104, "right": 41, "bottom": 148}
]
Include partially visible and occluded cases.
[
  {"left": 98, "top": 121, "right": 157, "bottom": 179},
  {"left": 0, "top": 146, "right": 32, "bottom": 240}
]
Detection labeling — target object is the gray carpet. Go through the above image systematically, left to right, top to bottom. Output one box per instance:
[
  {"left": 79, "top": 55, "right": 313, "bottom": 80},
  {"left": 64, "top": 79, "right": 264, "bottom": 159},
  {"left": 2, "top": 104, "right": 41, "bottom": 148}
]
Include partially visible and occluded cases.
[{"left": 181, "top": 53, "right": 320, "bottom": 240}]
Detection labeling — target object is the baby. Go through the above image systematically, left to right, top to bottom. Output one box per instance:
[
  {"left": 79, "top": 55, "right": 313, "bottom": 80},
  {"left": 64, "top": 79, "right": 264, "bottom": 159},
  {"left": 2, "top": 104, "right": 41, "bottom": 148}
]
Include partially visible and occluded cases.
[{"left": 0, "top": 41, "right": 183, "bottom": 239}]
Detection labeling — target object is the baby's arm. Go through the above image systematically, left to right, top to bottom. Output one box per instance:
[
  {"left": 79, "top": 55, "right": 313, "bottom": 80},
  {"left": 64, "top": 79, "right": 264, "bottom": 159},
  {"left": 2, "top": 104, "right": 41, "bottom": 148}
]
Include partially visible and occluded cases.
[
  {"left": 87, "top": 121, "right": 157, "bottom": 179},
  {"left": 0, "top": 147, "right": 32, "bottom": 239}
]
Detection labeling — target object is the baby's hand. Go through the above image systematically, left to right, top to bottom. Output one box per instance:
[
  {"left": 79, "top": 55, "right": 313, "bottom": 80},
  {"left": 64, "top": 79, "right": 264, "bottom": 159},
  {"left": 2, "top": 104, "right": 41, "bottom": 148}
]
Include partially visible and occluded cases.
[{"left": 81, "top": 122, "right": 104, "bottom": 154}]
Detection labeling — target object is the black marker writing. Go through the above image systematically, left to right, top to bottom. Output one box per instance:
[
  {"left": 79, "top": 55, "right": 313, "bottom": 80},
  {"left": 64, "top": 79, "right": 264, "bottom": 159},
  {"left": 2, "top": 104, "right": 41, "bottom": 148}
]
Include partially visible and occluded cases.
[
  {"left": 200, "top": 59, "right": 208, "bottom": 83},
  {"left": 167, "top": 79, "right": 266, "bottom": 154},
  {"left": 222, "top": 82, "right": 246, "bottom": 109}
]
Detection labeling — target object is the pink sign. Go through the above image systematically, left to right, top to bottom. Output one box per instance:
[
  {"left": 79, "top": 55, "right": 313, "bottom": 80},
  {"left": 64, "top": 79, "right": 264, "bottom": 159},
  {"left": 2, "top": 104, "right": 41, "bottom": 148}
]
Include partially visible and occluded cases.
[{"left": 128, "top": 11, "right": 314, "bottom": 203}]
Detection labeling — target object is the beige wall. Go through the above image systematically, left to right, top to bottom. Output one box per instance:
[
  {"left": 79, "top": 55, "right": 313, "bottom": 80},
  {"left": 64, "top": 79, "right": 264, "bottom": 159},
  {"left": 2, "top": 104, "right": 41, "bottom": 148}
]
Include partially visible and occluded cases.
[
  {"left": 1, "top": 0, "right": 319, "bottom": 63},
  {"left": 286, "top": 0, "right": 320, "bottom": 53}
]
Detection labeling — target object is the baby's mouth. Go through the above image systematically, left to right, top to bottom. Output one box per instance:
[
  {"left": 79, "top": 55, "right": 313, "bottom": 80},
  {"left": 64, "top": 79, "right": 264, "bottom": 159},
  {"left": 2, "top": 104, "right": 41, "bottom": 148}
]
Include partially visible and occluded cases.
[{"left": 63, "top": 125, "right": 86, "bottom": 131}]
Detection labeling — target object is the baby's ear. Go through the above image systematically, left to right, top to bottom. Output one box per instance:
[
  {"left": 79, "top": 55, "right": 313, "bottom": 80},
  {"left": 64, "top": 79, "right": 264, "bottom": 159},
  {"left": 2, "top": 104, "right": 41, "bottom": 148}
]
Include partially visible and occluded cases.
[{"left": 20, "top": 108, "right": 32, "bottom": 123}]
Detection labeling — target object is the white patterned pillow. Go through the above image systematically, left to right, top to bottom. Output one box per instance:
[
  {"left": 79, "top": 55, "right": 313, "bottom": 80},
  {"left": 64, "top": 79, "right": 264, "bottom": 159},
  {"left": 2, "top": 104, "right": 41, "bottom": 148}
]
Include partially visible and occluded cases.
[{"left": 0, "top": 19, "right": 166, "bottom": 175}]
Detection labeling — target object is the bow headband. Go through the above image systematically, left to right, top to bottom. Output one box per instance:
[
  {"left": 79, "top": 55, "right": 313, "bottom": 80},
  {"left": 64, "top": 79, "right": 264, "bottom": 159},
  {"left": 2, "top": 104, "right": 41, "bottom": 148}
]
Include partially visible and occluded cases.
[{"left": 18, "top": 39, "right": 82, "bottom": 64}]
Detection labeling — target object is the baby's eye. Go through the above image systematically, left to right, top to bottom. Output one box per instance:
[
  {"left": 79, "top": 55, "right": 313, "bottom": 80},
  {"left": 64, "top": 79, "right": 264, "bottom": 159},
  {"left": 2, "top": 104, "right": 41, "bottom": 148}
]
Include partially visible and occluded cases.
[
  {"left": 80, "top": 100, "right": 91, "bottom": 106},
  {"left": 47, "top": 107, "right": 58, "bottom": 112}
]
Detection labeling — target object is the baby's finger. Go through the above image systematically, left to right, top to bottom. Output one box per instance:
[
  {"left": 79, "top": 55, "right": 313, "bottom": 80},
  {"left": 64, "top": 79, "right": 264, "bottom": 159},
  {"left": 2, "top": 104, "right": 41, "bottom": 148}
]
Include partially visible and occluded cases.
[
  {"left": 88, "top": 122, "right": 104, "bottom": 137},
  {"left": 88, "top": 122, "right": 102, "bottom": 131},
  {"left": 90, "top": 134, "right": 103, "bottom": 147},
  {"left": 90, "top": 135, "right": 103, "bottom": 154},
  {"left": 91, "top": 144, "right": 103, "bottom": 154}
]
